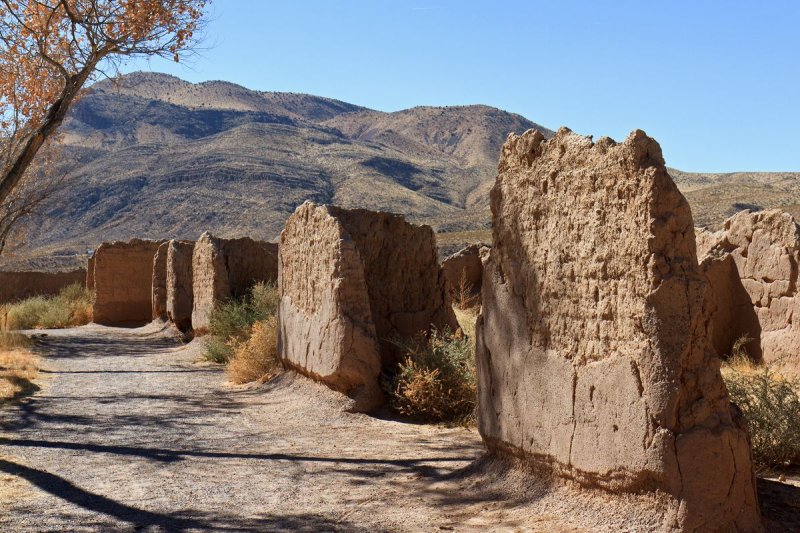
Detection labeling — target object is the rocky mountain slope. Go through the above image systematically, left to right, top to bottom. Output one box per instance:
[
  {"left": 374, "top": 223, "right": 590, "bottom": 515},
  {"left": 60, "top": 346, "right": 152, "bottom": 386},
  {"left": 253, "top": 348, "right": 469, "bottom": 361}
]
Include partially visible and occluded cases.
[{"left": 2, "top": 72, "right": 797, "bottom": 270}]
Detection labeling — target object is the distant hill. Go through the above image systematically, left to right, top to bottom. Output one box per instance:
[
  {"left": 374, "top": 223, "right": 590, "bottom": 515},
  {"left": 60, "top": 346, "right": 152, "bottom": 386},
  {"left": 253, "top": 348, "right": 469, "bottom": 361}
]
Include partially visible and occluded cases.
[{"left": 1, "top": 72, "right": 798, "bottom": 270}]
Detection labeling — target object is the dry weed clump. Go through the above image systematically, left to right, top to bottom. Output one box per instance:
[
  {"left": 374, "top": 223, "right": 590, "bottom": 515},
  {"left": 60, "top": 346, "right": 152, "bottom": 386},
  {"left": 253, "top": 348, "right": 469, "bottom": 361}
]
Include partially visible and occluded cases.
[
  {"left": 453, "top": 269, "right": 479, "bottom": 310},
  {"left": 205, "top": 282, "right": 279, "bottom": 366},
  {"left": 4, "top": 283, "right": 92, "bottom": 330},
  {"left": 226, "top": 316, "right": 280, "bottom": 384},
  {"left": 388, "top": 327, "right": 476, "bottom": 423},
  {"left": 0, "top": 332, "right": 38, "bottom": 402},
  {"left": 722, "top": 336, "right": 800, "bottom": 470}
]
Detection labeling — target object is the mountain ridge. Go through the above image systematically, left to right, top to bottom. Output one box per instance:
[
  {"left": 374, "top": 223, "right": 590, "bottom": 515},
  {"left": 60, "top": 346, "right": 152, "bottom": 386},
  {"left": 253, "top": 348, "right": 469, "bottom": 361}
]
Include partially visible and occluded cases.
[{"left": 2, "top": 71, "right": 798, "bottom": 271}]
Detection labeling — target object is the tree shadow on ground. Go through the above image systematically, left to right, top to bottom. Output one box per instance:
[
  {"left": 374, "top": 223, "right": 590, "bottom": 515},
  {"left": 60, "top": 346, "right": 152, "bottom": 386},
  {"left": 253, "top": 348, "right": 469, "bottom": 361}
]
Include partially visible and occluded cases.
[{"left": 0, "top": 458, "right": 371, "bottom": 532}]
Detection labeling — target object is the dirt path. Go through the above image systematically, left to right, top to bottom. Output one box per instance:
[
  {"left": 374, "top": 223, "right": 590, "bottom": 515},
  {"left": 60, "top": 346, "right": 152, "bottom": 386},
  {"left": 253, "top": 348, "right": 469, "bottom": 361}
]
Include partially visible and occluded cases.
[{"left": 0, "top": 325, "right": 797, "bottom": 532}]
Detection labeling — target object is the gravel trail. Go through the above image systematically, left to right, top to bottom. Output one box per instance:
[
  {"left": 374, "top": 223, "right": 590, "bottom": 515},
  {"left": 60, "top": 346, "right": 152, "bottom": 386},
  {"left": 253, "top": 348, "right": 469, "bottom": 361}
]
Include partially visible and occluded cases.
[{"left": 1, "top": 324, "right": 796, "bottom": 532}]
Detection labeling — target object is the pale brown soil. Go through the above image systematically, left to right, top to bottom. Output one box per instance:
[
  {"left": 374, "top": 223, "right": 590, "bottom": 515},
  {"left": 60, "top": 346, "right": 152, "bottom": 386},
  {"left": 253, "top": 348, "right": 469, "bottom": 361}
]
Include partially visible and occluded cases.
[{"left": 0, "top": 324, "right": 796, "bottom": 532}]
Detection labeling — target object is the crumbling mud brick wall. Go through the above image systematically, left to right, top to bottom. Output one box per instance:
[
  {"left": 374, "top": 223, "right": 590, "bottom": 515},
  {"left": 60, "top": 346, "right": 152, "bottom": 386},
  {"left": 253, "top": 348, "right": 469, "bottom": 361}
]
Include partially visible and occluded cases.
[
  {"left": 476, "top": 128, "right": 760, "bottom": 532},
  {"left": 277, "top": 202, "right": 457, "bottom": 411},
  {"left": 698, "top": 210, "right": 800, "bottom": 367},
  {"left": 191, "top": 232, "right": 278, "bottom": 333},
  {"left": 92, "top": 239, "right": 164, "bottom": 325},
  {"left": 166, "top": 240, "right": 195, "bottom": 332},
  {"left": 151, "top": 242, "right": 169, "bottom": 321},
  {"left": 0, "top": 270, "right": 85, "bottom": 304}
]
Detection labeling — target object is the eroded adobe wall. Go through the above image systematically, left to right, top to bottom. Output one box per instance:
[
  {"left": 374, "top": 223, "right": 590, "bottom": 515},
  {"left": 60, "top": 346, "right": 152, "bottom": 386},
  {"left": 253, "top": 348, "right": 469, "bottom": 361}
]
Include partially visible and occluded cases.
[
  {"left": 477, "top": 128, "right": 759, "bottom": 531},
  {"left": 278, "top": 202, "right": 457, "bottom": 410},
  {"left": 277, "top": 203, "right": 382, "bottom": 410},
  {"left": 329, "top": 205, "right": 457, "bottom": 366},
  {"left": 699, "top": 209, "right": 800, "bottom": 367},
  {"left": 191, "top": 233, "right": 278, "bottom": 334},
  {"left": 92, "top": 239, "right": 164, "bottom": 325},
  {"left": 166, "top": 240, "right": 195, "bottom": 332},
  {"left": 151, "top": 242, "right": 169, "bottom": 321},
  {"left": 441, "top": 244, "right": 488, "bottom": 309},
  {"left": 86, "top": 255, "right": 96, "bottom": 291},
  {"left": 0, "top": 269, "right": 85, "bottom": 304}
]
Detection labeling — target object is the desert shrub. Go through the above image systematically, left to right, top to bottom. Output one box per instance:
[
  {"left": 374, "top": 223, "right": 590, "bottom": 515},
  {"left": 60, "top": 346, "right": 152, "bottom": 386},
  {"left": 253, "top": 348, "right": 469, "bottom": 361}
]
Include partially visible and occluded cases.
[
  {"left": 204, "top": 282, "right": 278, "bottom": 363},
  {"left": 4, "top": 283, "right": 92, "bottom": 330},
  {"left": 227, "top": 316, "right": 280, "bottom": 384},
  {"left": 388, "top": 327, "right": 476, "bottom": 423},
  {"left": 722, "top": 344, "right": 800, "bottom": 469}
]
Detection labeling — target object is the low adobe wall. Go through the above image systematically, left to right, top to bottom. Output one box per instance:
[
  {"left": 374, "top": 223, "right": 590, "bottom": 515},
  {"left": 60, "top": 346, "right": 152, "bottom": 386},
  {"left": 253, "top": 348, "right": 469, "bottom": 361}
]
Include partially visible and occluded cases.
[
  {"left": 92, "top": 239, "right": 165, "bottom": 325},
  {"left": 0, "top": 269, "right": 86, "bottom": 304}
]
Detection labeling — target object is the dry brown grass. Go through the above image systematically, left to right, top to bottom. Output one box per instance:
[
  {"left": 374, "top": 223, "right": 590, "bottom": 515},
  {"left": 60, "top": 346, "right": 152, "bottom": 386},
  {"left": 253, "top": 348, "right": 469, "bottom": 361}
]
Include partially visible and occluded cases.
[
  {"left": 452, "top": 269, "right": 480, "bottom": 310},
  {"left": 453, "top": 305, "right": 478, "bottom": 341},
  {"left": 226, "top": 316, "right": 281, "bottom": 385},
  {"left": 0, "top": 332, "right": 38, "bottom": 402}
]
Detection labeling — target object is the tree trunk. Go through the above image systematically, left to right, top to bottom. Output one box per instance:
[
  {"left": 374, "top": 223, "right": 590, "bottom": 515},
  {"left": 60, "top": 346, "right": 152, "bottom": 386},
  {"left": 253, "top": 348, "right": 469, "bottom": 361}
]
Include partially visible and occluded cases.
[{"left": 0, "top": 64, "right": 96, "bottom": 207}]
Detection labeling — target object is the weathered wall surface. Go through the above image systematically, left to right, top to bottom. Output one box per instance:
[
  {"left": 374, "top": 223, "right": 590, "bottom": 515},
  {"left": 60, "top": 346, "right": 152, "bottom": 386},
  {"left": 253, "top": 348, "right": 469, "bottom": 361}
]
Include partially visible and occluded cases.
[
  {"left": 477, "top": 128, "right": 759, "bottom": 531},
  {"left": 278, "top": 202, "right": 457, "bottom": 410},
  {"left": 278, "top": 203, "right": 382, "bottom": 409},
  {"left": 329, "top": 205, "right": 457, "bottom": 366},
  {"left": 699, "top": 209, "right": 800, "bottom": 366},
  {"left": 191, "top": 232, "right": 278, "bottom": 333},
  {"left": 92, "top": 239, "right": 164, "bottom": 325},
  {"left": 166, "top": 240, "right": 195, "bottom": 332},
  {"left": 151, "top": 242, "right": 169, "bottom": 321},
  {"left": 441, "top": 244, "right": 488, "bottom": 308},
  {"left": 86, "top": 255, "right": 96, "bottom": 291},
  {"left": 0, "top": 269, "right": 85, "bottom": 304}
]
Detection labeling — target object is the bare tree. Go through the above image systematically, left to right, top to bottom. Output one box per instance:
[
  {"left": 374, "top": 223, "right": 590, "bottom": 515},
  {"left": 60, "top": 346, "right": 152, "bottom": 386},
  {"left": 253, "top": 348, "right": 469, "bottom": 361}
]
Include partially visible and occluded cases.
[{"left": 0, "top": 0, "right": 207, "bottom": 252}]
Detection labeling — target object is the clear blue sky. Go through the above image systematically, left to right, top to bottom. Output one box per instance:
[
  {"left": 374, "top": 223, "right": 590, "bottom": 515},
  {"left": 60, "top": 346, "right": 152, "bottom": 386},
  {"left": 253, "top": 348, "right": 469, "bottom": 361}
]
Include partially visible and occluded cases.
[{"left": 123, "top": 0, "right": 800, "bottom": 172}]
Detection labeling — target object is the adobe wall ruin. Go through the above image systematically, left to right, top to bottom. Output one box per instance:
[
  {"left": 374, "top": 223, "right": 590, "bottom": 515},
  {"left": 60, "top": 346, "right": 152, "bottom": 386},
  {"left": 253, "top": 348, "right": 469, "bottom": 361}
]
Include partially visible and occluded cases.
[
  {"left": 476, "top": 128, "right": 759, "bottom": 531},
  {"left": 277, "top": 202, "right": 457, "bottom": 410},
  {"left": 699, "top": 209, "right": 800, "bottom": 366},
  {"left": 191, "top": 233, "right": 278, "bottom": 333},
  {"left": 92, "top": 239, "right": 164, "bottom": 325},
  {"left": 166, "top": 240, "right": 195, "bottom": 332},
  {"left": 151, "top": 242, "right": 169, "bottom": 321},
  {"left": 441, "top": 244, "right": 489, "bottom": 309},
  {"left": 86, "top": 255, "right": 96, "bottom": 291},
  {"left": 0, "top": 269, "right": 85, "bottom": 304}
]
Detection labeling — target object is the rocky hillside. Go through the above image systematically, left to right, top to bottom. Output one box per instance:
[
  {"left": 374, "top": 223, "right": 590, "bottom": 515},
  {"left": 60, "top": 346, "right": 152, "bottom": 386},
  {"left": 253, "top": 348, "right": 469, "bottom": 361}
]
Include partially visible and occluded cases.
[
  {"left": 2, "top": 71, "right": 798, "bottom": 270},
  {"left": 4, "top": 72, "right": 546, "bottom": 269}
]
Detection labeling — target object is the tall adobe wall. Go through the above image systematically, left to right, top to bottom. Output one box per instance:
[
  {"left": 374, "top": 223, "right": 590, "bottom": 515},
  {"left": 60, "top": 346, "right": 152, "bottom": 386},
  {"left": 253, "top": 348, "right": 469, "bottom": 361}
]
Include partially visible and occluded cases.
[
  {"left": 477, "top": 128, "right": 759, "bottom": 532},
  {"left": 278, "top": 202, "right": 457, "bottom": 410},
  {"left": 191, "top": 233, "right": 278, "bottom": 333},
  {"left": 92, "top": 239, "right": 164, "bottom": 325}
]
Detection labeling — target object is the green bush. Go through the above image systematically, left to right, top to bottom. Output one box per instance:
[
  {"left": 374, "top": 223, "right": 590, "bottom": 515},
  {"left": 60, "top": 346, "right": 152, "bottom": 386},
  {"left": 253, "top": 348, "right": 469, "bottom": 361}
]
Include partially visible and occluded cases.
[
  {"left": 204, "top": 282, "right": 278, "bottom": 363},
  {"left": 4, "top": 283, "right": 92, "bottom": 330},
  {"left": 387, "top": 327, "right": 476, "bottom": 423},
  {"left": 723, "top": 359, "right": 800, "bottom": 469}
]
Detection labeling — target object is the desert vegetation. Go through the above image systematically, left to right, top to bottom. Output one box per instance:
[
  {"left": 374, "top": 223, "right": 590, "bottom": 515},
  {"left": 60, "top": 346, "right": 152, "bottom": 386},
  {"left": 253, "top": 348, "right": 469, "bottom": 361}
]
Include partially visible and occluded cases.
[
  {"left": 203, "top": 282, "right": 281, "bottom": 384},
  {"left": 2, "top": 283, "right": 92, "bottom": 330},
  {"left": 386, "top": 306, "right": 479, "bottom": 424},
  {"left": 0, "top": 330, "right": 38, "bottom": 402},
  {"left": 722, "top": 338, "right": 800, "bottom": 470}
]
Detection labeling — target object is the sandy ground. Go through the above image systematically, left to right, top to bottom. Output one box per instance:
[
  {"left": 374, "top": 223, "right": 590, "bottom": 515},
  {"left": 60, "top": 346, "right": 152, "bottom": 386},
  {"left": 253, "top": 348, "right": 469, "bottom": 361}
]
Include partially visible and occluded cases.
[{"left": 0, "top": 324, "right": 797, "bottom": 532}]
